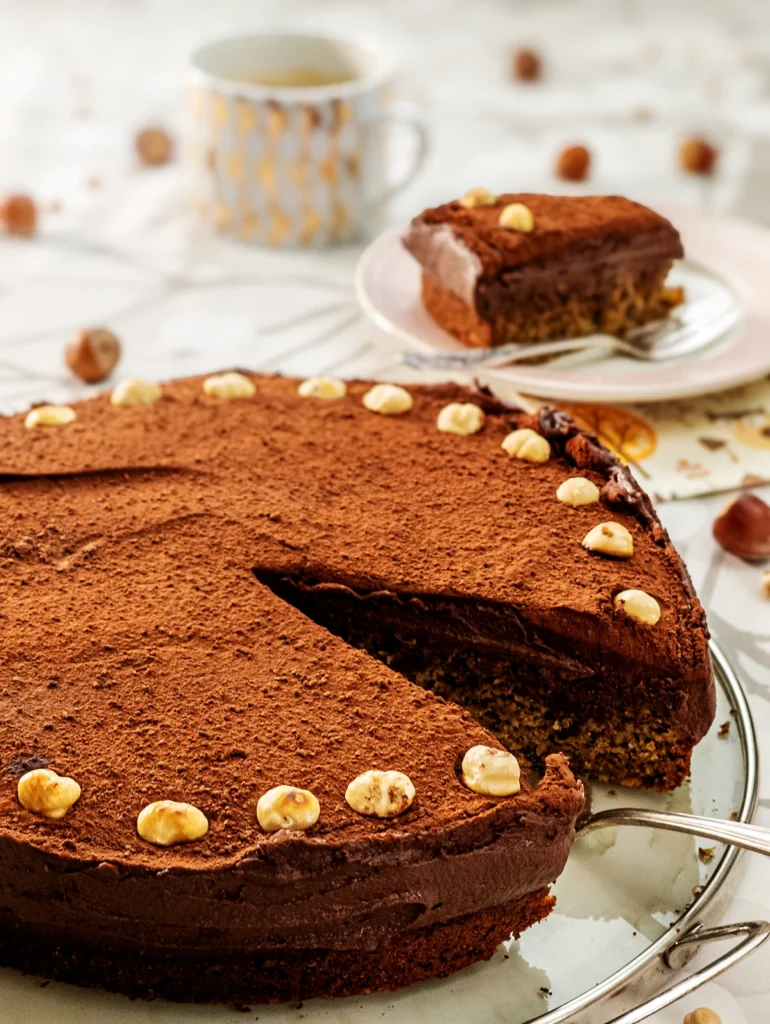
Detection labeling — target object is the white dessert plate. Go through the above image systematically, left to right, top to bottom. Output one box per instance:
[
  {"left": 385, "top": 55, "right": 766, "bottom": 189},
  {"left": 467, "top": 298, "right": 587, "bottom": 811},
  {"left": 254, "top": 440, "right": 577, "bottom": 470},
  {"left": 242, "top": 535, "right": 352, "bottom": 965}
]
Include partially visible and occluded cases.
[
  {"left": 355, "top": 208, "right": 770, "bottom": 403},
  {"left": 0, "top": 644, "right": 759, "bottom": 1024}
]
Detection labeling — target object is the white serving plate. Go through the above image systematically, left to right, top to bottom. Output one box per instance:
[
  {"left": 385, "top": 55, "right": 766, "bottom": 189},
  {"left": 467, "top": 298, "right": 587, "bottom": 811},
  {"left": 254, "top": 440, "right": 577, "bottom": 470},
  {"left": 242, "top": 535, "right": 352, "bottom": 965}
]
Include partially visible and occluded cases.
[
  {"left": 355, "top": 208, "right": 770, "bottom": 403},
  {"left": 0, "top": 644, "right": 758, "bottom": 1024}
]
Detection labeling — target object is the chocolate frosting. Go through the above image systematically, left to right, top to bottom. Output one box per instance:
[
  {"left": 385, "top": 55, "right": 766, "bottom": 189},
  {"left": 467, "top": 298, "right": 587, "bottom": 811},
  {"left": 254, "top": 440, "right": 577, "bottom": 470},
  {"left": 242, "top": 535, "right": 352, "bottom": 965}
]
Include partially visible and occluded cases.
[{"left": 0, "top": 373, "right": 712, "bottom": 975}]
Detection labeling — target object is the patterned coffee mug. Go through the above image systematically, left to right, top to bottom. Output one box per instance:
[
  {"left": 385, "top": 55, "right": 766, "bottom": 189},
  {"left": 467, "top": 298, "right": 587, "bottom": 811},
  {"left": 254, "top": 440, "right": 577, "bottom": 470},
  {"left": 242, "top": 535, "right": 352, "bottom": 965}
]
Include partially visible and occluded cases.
[{"left": 186, "top": 32, "right": 429, "bottom": 247}]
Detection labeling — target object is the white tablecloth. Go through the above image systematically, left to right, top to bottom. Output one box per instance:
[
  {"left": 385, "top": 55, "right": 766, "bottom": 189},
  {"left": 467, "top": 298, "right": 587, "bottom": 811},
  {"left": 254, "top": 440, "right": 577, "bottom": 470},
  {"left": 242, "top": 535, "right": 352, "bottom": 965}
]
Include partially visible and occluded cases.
[{"left": 1, "top": 1, "right": 770, "bottom": 1020}]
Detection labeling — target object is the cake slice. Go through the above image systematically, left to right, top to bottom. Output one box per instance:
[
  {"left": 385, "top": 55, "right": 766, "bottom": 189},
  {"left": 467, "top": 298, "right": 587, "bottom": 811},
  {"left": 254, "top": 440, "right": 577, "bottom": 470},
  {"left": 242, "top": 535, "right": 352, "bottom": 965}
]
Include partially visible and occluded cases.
[{"left": 403, "top": 192, "right": 684, "bottom": 348}]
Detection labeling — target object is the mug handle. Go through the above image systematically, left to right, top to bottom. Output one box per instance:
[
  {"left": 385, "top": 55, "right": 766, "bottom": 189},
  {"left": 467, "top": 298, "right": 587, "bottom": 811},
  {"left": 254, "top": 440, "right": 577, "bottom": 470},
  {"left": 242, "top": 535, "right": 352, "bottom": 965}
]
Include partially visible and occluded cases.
[{"left": 363, "top": 101, "right": 430, "bottom": 213}]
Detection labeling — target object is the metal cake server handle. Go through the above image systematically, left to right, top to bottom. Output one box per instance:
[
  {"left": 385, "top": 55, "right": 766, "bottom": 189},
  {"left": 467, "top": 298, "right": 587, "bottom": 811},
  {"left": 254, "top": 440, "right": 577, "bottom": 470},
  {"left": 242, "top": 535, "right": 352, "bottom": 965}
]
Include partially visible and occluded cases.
[
  {"left": 579, "top": 806, "right": 770, "bottom": 856},
  {"left": 568, "top": 807, "right": 770, "bottom": 1023}
]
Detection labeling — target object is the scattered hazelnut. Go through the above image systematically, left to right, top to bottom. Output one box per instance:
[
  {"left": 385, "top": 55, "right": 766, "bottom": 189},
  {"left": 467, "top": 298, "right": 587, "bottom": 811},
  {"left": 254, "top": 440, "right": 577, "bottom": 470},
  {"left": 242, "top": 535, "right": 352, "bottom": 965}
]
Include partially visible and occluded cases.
[
  {"left": 512, "top": 47, "right": 542, "bottom": 82},
  {"left": 135, "top": 126, "right": 174, "bottom": 167},
  {"left": 679, "top": 137, "right": 718, "bottom": 176},
  {"left": 555, "top": 144, "right": 591, "bottom": 182},
  {"left": 458, "top": 187, "right": 497, "bottom": 209},
  {"left": 0, "top": 194, "right": 37, "bottom": 237},
  {"left": 498, "top": 202, "right": 534, "bottom": 232},
  {"left": 65, "top": 327, "right": 121, "bottom": 383},
  {"left": 202, "top": 371, "right": 257, "bottom": 400},
  {"left": 297, "top": 376, "right": 347, "bottom": 400},
  {"left": 111, "top": 378, "right": 163, "bottom": 407},
  {"left": 362, "top": 383, "right": 413, "bottom": 416},
  {"left": 436, "top": 402, "right": 485, "bottom": 436},
  {"left": 24, "top": 405, "right": 76, "bottom": 429},
  {"left": 501, "top": 428, "right": 551, "bottom": 463},
  {"left": 556, "top": 476, "right": 600, "bottom": 507},
  {"left": 713, "top": 494, "right": 770, "bottom": 561},
  {"left": 582, "top": 521, "right": 634, "bottom": 558},
  {"left": 762, "top": 569, "right": 770, "bottom": 598},
  {"left": 614, "top": 589, "right": 661, "bottom": 625},
  {"left": 461, "top": 745, "right": 521, "bottom": 796},
  {"left": 17, "top": 767, "right": 81, "bottom": 819},
  {"left": 345, "top": 769, "right": 415, "bottom": 818},
  {"left": 257, "top": 785, "right": 320, "bottom": 832},
  {"left": 136, "top": 800, "right": 209, "bottom": 846},
  {"left": 683, "top": 1010, "right": 722, "bottom": 1024}
]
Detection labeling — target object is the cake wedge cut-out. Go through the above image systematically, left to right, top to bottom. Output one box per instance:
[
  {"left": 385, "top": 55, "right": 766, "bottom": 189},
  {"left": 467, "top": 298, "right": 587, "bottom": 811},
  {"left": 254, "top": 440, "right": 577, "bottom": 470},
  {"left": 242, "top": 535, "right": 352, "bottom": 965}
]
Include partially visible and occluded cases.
[
  {"left": 403, "top": 193, "right": 685, "bottom": 347},
  {"left": 0, "top": 374, "right": 713, "bottom": 1004}
]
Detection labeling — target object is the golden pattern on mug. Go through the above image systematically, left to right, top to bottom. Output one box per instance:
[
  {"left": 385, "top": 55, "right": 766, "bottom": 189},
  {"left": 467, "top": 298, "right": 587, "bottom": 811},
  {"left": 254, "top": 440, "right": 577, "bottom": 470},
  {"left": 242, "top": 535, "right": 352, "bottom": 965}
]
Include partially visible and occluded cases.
[
  {"left": 212, "top": 91, "right": 229, "bottom": 129},
  {"left": 236, "top": 97, "right": 258, "bottom": 136},
  {"left": 228, "top": 150, "right": 245, "bottom": 186},
  {"left": 268, "top": 203, "right": 292, "bottom": 246},
  {"left": 239, "top": 207, "right": 259, "bottom": 242}
]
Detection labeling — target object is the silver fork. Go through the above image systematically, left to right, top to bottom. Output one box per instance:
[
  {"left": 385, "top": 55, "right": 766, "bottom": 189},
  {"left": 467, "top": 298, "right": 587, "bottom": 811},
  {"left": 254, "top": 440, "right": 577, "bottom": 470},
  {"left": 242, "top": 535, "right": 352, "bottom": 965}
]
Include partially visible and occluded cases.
[{"left": 402, "top": 295, "right": 742, "bottom": 372}]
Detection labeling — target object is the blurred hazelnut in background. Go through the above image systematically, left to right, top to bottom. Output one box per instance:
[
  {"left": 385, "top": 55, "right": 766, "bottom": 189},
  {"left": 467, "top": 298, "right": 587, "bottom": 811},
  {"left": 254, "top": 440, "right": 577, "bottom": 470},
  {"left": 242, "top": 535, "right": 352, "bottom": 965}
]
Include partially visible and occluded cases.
[
  {"left": 512, "top": 47, "right": 542, "bottom": 82},
  {"left": 135, "top": 126, "right": 174, "bottom": 167},
  {"left": 680, "top": 137, "right": 719, "bottom": 175},
  {"left": 555, "top": 144, "right": 591, "bottom": 181},
  {"left": 0, "top": 194, "right": 37, "bottom": 236},
  {"left": 65, "top": 327, "right": 122, "bottom": 383}
]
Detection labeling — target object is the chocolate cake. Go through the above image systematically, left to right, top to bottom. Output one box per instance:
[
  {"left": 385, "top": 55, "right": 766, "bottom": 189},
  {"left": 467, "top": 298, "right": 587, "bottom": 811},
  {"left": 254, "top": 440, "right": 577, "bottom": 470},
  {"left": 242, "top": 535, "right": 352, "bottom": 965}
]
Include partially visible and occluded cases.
[
  {"left": 403, "top": 192, "right": 685, "bottom": 347},
  {"left": 0, "top": 373, "right": 713, "bottom": 1004}
]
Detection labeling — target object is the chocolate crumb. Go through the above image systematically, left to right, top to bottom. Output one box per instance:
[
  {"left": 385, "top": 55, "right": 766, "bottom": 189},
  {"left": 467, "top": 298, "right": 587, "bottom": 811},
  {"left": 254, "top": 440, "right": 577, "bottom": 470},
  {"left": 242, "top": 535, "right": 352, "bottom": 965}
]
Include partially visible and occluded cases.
[
  {"left": 698, "top": 437, "right": 726, "bottom": 451},
  {"left": 717, "top": 720, "right": 730, "bottom": 738},
  {"left": 6, "top": 752, "right": 52, "bottom": 777}
]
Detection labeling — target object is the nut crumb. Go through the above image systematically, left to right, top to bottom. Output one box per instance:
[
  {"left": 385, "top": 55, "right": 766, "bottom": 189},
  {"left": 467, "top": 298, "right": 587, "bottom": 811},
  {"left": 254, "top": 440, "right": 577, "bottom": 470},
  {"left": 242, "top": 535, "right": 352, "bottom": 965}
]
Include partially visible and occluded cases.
[
  {"left": 762, "top": 569, "right": 770, "bottom": 597},
  {"left": 717, "top": 720, "right": 730, "bottom": 738},
  {"left": 698, "top": 846, "right": 715, "bottom": 864}
]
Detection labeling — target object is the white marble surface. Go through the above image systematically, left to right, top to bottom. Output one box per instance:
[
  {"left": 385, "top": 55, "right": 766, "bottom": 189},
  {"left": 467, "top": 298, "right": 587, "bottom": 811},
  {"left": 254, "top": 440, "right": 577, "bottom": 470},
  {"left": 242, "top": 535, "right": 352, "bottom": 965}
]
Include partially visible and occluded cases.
[{"left": 1, "top": 1, "right": 770, "bottom": 1020}]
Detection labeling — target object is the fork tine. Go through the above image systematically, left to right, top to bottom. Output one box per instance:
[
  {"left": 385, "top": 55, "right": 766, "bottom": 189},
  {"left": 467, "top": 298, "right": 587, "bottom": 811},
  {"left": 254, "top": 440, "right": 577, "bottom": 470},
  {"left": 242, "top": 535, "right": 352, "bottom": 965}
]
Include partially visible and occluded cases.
[{"left": 648, "top": 308, "right": 742, "bottom": 360}]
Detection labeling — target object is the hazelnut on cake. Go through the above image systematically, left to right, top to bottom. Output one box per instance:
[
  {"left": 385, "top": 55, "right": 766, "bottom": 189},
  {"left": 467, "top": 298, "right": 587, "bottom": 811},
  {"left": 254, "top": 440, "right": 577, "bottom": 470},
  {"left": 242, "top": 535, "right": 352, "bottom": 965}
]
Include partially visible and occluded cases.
[{"left": 403, "top": 192, "right": 685, "bottom": 348}]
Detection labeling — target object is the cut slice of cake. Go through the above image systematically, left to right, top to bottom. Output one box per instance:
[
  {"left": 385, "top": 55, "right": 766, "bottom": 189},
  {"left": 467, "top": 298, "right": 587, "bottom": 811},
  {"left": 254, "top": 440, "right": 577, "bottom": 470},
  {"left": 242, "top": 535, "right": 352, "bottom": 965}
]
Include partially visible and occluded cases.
[
  {"left": 403, "top": 192, "right": 684, "bottom": 348},
  {"left": 0, "top": 373, "right": 713, "bottom": 1004}
]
